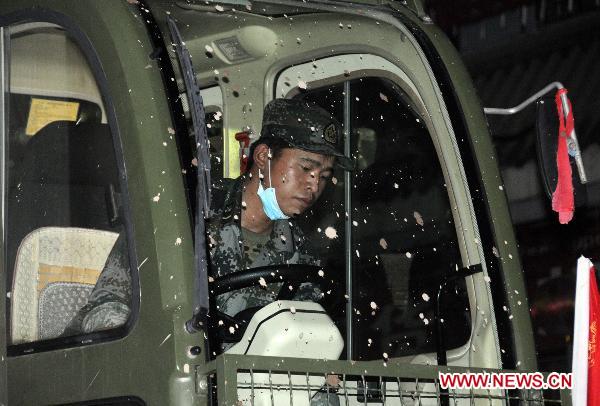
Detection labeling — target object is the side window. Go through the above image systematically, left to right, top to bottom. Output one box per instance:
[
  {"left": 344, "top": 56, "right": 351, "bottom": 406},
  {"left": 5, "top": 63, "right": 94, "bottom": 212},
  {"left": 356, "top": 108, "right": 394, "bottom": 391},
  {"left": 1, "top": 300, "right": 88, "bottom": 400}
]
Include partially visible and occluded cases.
[
  {"left": 5, "top": 25, "right": 133, "bottom": 347},
  {"left": 298, "top": 77, "right": 470, "bottom": 360}
]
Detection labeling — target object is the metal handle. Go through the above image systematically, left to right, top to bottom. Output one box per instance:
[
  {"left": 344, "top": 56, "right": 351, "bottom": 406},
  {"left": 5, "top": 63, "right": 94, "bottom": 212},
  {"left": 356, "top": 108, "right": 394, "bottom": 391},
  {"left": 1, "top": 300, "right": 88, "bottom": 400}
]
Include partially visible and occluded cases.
[{"left": 483, "top": 81, "right": 565, "bottom": 115}]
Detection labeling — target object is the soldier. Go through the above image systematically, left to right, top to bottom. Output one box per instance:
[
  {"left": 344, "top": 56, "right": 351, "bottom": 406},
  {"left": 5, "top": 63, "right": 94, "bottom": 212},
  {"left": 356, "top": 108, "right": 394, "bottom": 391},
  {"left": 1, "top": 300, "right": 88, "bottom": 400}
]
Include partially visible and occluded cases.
[
  {"left": 208, "top": 98, "right": 352, "bottom": 318},
  {"left": 208, "top": 98, "right": 352, "bottom": 406},
  {"left": 61, "top": 232, "right": 131, "bottom": 336}
]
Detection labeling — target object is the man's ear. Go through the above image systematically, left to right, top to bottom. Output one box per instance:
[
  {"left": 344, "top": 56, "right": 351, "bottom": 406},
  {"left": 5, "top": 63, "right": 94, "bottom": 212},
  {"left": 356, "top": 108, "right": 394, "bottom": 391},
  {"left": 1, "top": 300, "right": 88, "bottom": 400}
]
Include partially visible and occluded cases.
[{"left": 253, "top": 143, "right": 270, "bottom": 172}]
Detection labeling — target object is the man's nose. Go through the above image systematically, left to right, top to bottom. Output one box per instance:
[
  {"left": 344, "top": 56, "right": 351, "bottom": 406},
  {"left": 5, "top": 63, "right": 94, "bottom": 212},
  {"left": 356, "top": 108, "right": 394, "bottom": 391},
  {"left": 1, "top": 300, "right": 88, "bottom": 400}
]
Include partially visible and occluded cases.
[{"left": 307, "top": 171, "right": 319, "bottom": 192}]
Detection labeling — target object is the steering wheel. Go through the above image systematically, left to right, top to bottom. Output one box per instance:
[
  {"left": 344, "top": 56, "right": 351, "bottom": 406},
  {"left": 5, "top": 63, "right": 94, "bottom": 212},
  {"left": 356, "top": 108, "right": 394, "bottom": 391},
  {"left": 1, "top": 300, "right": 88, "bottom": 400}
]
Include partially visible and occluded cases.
[
  {"left": 209, "top": 264, "right": 331, "bottom": 344},
  {"left": 211, "top": 264, "right": 329, "bottom": 300}
]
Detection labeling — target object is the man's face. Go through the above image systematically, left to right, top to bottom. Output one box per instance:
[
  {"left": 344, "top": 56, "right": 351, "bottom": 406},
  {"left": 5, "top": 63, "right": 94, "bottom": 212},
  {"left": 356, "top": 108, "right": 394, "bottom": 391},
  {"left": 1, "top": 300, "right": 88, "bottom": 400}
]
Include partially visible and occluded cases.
[{"left": 267, "top": 148, "right": 335, "bottom": 216}]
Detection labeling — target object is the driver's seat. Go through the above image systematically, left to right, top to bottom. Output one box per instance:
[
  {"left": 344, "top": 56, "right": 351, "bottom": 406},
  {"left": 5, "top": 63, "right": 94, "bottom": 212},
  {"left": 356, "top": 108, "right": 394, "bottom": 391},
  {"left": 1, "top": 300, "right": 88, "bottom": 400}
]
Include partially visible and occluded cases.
[{"left": 227, "top": 300, "right": 343, "bottom": 406}]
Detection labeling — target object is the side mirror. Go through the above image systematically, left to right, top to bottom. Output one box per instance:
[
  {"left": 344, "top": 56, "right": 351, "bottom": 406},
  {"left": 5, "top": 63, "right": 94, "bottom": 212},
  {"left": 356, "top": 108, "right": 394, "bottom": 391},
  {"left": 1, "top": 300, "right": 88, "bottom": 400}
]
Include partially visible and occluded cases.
[
  {"left": 485, "top": 83, "right": 588, "bottom": 208},
  {"left": 536, "top": 93, "right": 588, "bottom": 203}
]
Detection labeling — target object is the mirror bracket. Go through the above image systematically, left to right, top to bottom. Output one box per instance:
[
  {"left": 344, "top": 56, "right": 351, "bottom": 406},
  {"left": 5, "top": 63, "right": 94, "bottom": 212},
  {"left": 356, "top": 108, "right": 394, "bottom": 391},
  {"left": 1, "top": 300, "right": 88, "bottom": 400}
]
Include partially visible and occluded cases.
[{"left": 483, "top": 81, "right": 588, "bottom": 185}]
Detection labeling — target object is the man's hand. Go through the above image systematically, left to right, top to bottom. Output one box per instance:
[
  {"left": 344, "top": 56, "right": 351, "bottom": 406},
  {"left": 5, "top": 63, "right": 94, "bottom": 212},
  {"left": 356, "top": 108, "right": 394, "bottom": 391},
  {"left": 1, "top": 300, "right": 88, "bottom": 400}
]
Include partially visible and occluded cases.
[{"left": 325, "top": 374, "right": 340, "bottom": 388}]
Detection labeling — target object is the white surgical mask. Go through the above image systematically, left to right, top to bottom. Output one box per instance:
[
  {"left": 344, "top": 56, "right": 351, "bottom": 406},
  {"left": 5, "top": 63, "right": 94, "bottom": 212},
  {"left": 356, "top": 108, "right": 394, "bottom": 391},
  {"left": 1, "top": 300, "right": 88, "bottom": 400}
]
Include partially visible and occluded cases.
[{"left": 256, "top": 150, "right": 289, "bottom": 220}]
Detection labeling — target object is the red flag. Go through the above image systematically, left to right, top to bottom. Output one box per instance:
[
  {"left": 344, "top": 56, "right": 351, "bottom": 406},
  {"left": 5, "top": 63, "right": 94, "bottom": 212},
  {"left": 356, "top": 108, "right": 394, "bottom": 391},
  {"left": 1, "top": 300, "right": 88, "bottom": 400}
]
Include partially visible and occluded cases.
[
  {"left": 552, "top": 88, "right": 575, "bottom": 224},
  {"left": 573, "top": 257, "right": 600, "bottom": 405},
  {"left": 588, "top": 266, "right": 600, "bottom": 405}
]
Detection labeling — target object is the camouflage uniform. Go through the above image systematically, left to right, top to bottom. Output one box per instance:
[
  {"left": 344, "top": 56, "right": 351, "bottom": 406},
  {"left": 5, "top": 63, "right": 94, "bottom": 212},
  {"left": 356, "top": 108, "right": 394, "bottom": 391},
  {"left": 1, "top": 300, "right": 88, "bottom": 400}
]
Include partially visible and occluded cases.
[
  {"left": 208, "top": 175, "right": 321, "bottom": 317},
  {"left": 208, "top": 176, "right": 339, "bottom": 406},
  {"left": 62, "top": 232, "right": 131, "bottom": 336}
]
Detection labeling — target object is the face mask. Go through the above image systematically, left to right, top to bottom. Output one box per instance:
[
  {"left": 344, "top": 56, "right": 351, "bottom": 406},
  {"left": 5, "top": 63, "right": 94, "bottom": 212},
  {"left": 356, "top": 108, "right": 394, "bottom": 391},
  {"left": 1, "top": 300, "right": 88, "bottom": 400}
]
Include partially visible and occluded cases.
[{"left": 257, "top": 150, "right": 290, "bottom": 220}]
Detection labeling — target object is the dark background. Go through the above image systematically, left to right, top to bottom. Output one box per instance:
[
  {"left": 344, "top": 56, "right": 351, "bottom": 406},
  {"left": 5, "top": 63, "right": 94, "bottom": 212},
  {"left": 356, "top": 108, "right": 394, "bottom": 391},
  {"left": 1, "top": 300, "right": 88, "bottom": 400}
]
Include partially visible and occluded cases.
[{"left": 424, "top": 0, "right": 600, "bottom": 372}]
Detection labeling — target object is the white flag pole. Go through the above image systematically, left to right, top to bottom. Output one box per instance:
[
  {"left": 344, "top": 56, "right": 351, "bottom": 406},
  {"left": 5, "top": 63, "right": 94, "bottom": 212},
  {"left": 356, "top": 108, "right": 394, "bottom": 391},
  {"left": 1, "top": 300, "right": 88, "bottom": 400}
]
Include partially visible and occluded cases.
[{"left": 573, "top": 255, "right": 593, "bottom": 405}]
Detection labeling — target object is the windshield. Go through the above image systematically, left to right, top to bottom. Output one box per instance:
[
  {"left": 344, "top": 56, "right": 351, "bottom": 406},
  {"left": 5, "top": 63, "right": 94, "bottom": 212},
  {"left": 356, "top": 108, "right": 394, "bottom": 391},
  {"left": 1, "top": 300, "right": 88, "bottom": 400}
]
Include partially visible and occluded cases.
[
  {"left": 175, "top": 73, "right": 471, "bottom": 360},
  {"left": 294, "top": 77, "right": 470, "bottom": 360}
]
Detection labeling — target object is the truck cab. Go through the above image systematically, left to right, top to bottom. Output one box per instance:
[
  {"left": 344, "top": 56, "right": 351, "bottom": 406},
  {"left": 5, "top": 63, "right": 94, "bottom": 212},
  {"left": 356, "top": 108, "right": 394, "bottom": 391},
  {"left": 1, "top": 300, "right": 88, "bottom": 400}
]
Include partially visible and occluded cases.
[{"left": 0, "top": 0, "right": 571, "bottom": 404}]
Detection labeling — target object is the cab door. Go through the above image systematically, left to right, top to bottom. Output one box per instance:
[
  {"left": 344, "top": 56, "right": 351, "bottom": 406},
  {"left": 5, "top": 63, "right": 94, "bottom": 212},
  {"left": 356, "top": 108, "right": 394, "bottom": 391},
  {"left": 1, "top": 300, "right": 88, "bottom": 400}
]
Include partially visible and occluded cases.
[
  {"left": 0, "top": 1, "right": 198, "bottom": 404},
  {"left": 1, "top": 15, "right": 142, "bottom": 404}
]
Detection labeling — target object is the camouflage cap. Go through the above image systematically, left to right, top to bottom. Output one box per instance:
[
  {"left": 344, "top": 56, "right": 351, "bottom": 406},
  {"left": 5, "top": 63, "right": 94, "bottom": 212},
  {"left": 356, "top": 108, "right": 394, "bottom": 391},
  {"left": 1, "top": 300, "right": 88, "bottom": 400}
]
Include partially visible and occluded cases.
[{"left": 258, "top": 99, "right": 354, "bottom": 170}]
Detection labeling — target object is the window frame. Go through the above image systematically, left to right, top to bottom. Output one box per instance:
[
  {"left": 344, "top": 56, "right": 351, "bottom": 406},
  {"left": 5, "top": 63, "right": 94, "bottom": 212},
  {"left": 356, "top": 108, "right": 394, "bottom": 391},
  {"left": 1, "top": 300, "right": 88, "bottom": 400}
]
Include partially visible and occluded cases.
[
  {"left": 0, "top": 10, "right": 140, "bottom": 356},
  {"left": 273, "top": 54, "right": 498, "bottom": 366}
]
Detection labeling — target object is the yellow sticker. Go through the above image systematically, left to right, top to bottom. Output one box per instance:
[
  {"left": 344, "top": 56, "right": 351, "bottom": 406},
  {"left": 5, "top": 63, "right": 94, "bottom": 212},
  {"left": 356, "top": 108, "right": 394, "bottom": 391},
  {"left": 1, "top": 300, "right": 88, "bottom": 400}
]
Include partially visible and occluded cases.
[
  {"left": 25, "top": 98, "right": 79, "bottom": 136},
  {"left": 37, "top": 264, "right": 101, "bottom": 293}
]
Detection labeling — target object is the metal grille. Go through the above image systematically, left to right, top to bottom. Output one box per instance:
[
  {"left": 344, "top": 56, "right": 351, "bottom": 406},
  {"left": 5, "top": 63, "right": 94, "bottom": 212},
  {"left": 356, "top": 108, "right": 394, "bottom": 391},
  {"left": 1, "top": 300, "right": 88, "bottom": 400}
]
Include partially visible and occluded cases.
[{"left": 197, "top": 355, "right": 571, "bottom": 406}]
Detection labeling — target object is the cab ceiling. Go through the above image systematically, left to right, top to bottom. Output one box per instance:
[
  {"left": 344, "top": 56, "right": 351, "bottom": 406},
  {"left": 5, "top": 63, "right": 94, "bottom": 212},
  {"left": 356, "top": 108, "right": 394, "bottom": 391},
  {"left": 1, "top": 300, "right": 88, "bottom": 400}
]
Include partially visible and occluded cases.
[{"left": 154, "top": 2, "right": 391, "bottom": 82}]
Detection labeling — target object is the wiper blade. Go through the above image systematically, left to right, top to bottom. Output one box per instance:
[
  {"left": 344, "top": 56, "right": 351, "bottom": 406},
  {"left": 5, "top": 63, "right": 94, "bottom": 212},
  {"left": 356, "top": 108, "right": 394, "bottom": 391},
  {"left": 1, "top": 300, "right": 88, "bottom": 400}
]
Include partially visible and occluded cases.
[
  {"left": 167, "top": 15, "right": 211, "bottom": 329},
  {"left": 167, "top": 16, "right": 211, "bottom": 215}
]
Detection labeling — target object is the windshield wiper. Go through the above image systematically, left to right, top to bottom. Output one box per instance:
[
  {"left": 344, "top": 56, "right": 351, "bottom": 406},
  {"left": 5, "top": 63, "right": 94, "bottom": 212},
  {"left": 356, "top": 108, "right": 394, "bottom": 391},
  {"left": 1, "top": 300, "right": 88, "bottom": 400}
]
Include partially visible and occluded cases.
[{"left": 167, "top": 15, "right": 212, "bottom": 334}]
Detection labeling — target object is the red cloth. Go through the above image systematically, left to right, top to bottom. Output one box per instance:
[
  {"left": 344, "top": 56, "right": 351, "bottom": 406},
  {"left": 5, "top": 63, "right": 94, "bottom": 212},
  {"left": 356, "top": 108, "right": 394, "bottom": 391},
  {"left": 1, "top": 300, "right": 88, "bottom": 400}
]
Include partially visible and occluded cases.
[
  {"left": 552, "top": 89, "right": 575, "bottom": 224},
  {"left": 589, "top": 266, "right": 600, "bottom": 405}
]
